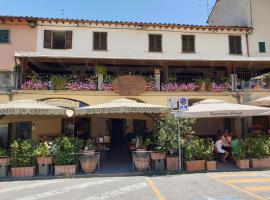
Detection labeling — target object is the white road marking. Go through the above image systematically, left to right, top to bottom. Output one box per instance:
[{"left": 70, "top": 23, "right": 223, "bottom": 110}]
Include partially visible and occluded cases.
[
  {"left": 15, "top": 178, "right": 120, "bottom": 200},
  {"left": 0, "top": 180, "right": 61, "bottom": 194},
  {"left": 83, "top": 182, "right": 148, "bottom": 200}
]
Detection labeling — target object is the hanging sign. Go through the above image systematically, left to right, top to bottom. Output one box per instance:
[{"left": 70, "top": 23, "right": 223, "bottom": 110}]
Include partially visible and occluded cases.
[
  {"left": 167, "top": 97, "right": 178, "bottom": 109},
  {"left": 179, "top": 97, "right": 189, "bottom": 111}
]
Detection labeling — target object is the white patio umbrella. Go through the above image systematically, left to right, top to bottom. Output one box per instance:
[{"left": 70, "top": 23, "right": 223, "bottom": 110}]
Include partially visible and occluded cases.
[
  {"left": 251, "top": 96, "right": 270, "bottom": 107},
  {"left": 75, "top": 98, "right": 168, "bottom": 116},
  {"left": 0, "top": 99, "right": 70, "bottom": 116},
  {"left": 183, "top": 99, "right": 270, "bottom": 118}
]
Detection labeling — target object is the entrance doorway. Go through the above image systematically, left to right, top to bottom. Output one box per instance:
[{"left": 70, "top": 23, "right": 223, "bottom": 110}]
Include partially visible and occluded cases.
[{"left": 111, "top": 119, "right": 125, "bottom": 148}]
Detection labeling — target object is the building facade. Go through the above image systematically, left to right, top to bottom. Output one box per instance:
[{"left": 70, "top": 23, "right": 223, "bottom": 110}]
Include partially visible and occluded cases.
[{"left": 0, "top": 2, "right": 270, "bottom": 145}]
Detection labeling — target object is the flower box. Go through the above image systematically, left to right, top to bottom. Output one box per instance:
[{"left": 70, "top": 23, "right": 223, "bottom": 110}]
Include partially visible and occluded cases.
[
  {"left": 150, "top": 152, "right": 166, "bottom": 160},
  {"left": 36, "top": 156, "right": 53, "bottom": 165},
  {"left": 166, "top": 157, "right": 179, "bottom": 171},
  {"left": 250, "top": 158, "right": 270, "bottom": 168},
  {"left": 236, "top": 159, "right": 250, "bottom": 169},
  {"left": 185, "top": 160, "right": 205, "bottom": 172},
  {"left": 206, "top": 161, "right": 216, "bottom": 171},
  {"left": 54, "top": 165, "right": 76, "bottom": 176},
  {"left": 11, "top": 167, "right": 35, "bottom": 177}
]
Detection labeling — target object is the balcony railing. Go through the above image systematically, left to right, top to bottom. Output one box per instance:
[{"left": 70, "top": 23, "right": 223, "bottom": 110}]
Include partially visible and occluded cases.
[{"left": 17, "top": 73, "right": 270, "bottom": 93}]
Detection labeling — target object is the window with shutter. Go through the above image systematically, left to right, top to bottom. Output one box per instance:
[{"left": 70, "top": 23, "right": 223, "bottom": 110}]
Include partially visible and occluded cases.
[
  {"left": 0, "top": 30, "right": 10, "bottom": 43},
  {"left": 44, "top": 30, "right": 52, "bottom": 48},
  {"left": 65, "top": 31, "right": 72, "bottom": 49},
  {"left": 93, "top": 32, "right": 107, "bottom": 50},
  {"left": 149, "top": 34, "right": 162, "bottom": 52},
  {"left": 182, "top": 35, "right": 195, "bottom": 53},
  {"left": 229, "top": 36, "right": 242, "bottom": 55},
  {"left": 259, "top": 42, "right": 266, "bottom": 53}
]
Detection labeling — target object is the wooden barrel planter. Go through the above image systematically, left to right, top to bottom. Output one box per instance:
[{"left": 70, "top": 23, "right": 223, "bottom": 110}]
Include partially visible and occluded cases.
[
  {"left": 133, "top": 152, "right": 150, "bottom": 171},
  {"left": 36, "top": 156, "right": 53, "bottom": 165},
  {"left": 185, "top": 160, "right": 206, "bottom": 172}
]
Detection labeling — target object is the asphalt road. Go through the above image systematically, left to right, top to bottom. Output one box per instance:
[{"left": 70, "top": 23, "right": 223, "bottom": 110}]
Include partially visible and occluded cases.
[{"left": 1, "top": 171, "right": 270, "bottom": 200}]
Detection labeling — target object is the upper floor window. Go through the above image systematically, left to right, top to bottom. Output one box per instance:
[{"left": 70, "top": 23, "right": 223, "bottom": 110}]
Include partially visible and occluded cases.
[
  {"left": 0, "top": 30, "right": 10, "bottom": 43},
  {"left": 43, "top": 30, "right": 72, "bottom": 49},
  {"left": 93, "top": 32, "right": 107, "bottom": 51},
  {"left": 149, "top": 34, "right": 162, "bottom": 52},
  {"left": 182, "top": 35, "right": 195, "bottom": 53},
  {"left": 229, "top": 36, "right": 242, "bottom": 55},
  {"left": 259, "top": 42, "right": 266, "bottom": 53}
]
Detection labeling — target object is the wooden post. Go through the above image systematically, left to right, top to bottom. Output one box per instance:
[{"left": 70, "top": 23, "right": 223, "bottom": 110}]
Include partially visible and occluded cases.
[{"left": 163, "top": 63, "right": 168, "bottom": 82}]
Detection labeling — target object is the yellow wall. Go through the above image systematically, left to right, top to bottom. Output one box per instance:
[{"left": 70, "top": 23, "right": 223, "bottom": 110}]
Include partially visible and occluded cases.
[
  {"left": 0, "top": 94, "right": 10, "bottom": 103},
  {"left": 32, "top": 119, "right": 62, "bottom": 141}
]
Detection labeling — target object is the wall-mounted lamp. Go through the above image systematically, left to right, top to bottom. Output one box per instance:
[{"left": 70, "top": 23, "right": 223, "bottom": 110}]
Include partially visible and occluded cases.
[
  {"left": 74, "top": 22, "right": 79, "bottom": 26},
  {"left": 138, "top": 25, "right": 144, "bottom": 30}
]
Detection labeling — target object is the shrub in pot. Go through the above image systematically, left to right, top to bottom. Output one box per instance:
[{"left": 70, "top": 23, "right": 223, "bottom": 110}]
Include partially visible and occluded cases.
[
  {"left": 263, "top": 74, "right": 270, "bottom": 88},
  {"left": 50, "top": 75, "right": 67, "bottom": 90},
  {"left": 196, "top": 78, "right": 211, "bottom": 91},
  {"left": 245, "top": 136, "right": 270, "bottom": 168},
  {"left": 53, "top": 137, "right": 82, "bottom": 176},
  {"left": 133, "top": 137, "right": 151, "bottom": 172},
  {"left": 184, "top": 137, "right": 206, "bottom": 172},
  {"left": 10, "top": 139, "right": 35, "bottom": 177},
  {"left": 202, "top": 139, "right": 216, "bottom": 171},
  {"left": 234, "top": 139, "right": 249, "bottom": 169},
  {"left": 34, "top": 141, "right": 53, "bottom": 176},
  {"left": 80, "top": 141, "right": 98, "bottom": 173},
  {"left": 0, "top": 147, "right": 10, "bottom": 177}
]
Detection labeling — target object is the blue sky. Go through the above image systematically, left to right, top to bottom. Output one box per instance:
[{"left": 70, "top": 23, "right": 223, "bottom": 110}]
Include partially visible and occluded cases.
[{"left": 0, "top": 0, "right": 215, "bottom": 25}]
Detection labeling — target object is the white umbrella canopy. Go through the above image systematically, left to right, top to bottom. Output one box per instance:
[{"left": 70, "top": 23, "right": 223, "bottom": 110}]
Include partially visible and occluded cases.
[
  {"left": 251, "top": 96, "right": 270, "bottom": 107},
  {"left": 75, "top": 98, "right": 168, "bottom": 116},
  {"left": 0, "top": 99, "right": 68, "bottom": 116},
  {"left": 183, "top": 99, "right": 270, "bottom": 118}
]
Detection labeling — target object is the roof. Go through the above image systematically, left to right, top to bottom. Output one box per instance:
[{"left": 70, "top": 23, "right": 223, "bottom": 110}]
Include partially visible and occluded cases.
[{"left": 0, "top": 15, "right": 252, "bottom": 32}]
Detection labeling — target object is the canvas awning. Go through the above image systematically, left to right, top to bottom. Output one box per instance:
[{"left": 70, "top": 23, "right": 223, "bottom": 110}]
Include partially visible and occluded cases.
[
  {"left": 251, "top": 96, "right": 270, "bottom": 107},
  {"left": 0, "top": 99, "right": 69, "bottom": 116},
  {"left": 75, "top": 99, "right": 167, "bottom": 116},
  {"left": 183, "top": 99, "right": 270, "bottom": 118}
]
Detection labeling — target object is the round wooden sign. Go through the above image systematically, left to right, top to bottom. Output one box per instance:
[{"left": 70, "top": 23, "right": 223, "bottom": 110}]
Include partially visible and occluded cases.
[{"left": 112, "top": 75, "right": 148, "bottom": 96}]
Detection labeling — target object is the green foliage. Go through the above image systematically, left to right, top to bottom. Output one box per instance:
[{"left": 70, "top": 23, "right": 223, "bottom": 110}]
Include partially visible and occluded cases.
[
  {"left": 95, "top": 65, "right": 108, "bottom": 75},
  {"left": 263, "top": 73, "right": 270, "bottom": 82},
  {"left": 103, "top": 74, "right": 114, "bottom": 83},
  {"left": 50, "top": 75, "right": 67, "bottom": 90},
  {"left": 167, "top": 75, "right": 177, "bottom": 83},
  {"left": 154, "top": 116, "right": 196, "bottom": 156},
  {"left": 244, "top": 136, "right": 270, "bottom": 159},
  {"left": 54, "top": 137, "right": 84, "bottom": 165},
  {"left": 184, "top": 137, "right": 208, "bottom": 161},
  {"left": 10, "top": 139, "right": 35, "bottom": 167},
  {"left": 202, "top": 139, "right": 215, "bottom": 161},
  {"left": 233, "top": 139, "right": 247, "bottom": 160},
  {"left": 33, "top": 141, "right": 51, "bottom": 157},
  {"left": 84, "top": 141, "right": 95, "bottom": 151},
  {"left": 0, "top": 147, "right": 8, "bottom": 157}
]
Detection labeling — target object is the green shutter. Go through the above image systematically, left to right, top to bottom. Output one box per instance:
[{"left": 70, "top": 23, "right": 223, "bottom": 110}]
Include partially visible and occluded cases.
[
  {"left": 0, "top": 30, "right": 9, "bottom": 43},
  {"left": 259, "top": 42, "right": 266, "bottom": 53}
]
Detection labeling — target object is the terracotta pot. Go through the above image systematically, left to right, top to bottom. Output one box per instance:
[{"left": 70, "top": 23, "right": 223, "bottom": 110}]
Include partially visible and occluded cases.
[
  {"left": 199, "top": 82, "right": 206, "bottom": 91},
  {"left": 136, "top": 148, "right": 147, "bottom": 152},
  {"left": 81, "top": 150, "right": 95, "bottom": 156},
  {"left": 133, "top": 152, "right": 150, "bottom": 171},
  {"left": 150, "top": 152, "right": 166, "bottom": 160},
  {"left": 80, "top": 155, "right": 98, "bottom": 173},
  {"left": 36, "top": 156, "right": 52, "bottom": 165},
  {"left": 0, "top": 157, "right": 10, "bottom": 166},
  {"left": 166, "top": 157, "right": 179, "bottom": 171},
  {"left": 250, "top": 158, "right": 270, "bottom": 168},
  {"left": 236, "top": 159, "right": 250, "bottom": 169},
  {"left": 185, "top": 160, "right": 205, "bottom": 172},
  {"left": 206, "top": 161, "right": 216, "bottom": 171},
  {"left": 54, "top": 165, "right": 76, "bottom": 176},
  {"left": 11, "top": 167, "right": 35, "bottom": 177}
]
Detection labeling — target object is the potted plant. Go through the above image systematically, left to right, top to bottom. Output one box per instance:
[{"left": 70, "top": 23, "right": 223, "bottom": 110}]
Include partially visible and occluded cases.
[
  {"left": 95, "top": 65, "right": 107, "bottom": 91},
  {"left": 263, "top": 74, "right": 270, "bottom": 88},
  {"left": 50, "top": 75, "right": 67, "bottom": 90},
  {"left": 196, "top": 78, "right": 211, "bottom": 91},
  {"left": 245, "top": 136, "right": 270, "bottom": 168},
  {"left": 53, "top": 137, "right": 82, "bottom": 176},
  {"left": 133, "top": 137, "right": 151, "bottom": 172},
  {"left": 184, "top": 137, "right": 206, "bottom": 172},
  {"left": 10, "top": 139, "right": 35, "bottom": 177},
  {"left": 202, "top": 139, "right": 216, "bottom": 171},
  {"left": 234, "top": 139, "right": 250, "bottom": 169},
  {"left": 34, "top": 141, "right": 53, "bottom": 176},
  {"left": 79, "top": 141, "right": 98, "bottom": 173},
  {"left": 0, "top": 147, "right": 10, "bottom": 177}
]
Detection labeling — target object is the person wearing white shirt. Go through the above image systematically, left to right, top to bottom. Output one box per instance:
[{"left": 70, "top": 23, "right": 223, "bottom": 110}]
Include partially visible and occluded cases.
[{"left": 215, "top": 137, "right": 229, "bottom": 162}]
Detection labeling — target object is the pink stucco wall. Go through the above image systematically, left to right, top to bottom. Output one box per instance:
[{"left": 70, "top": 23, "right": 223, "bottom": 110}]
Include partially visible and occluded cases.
[{"left": 0, "top": 22, "right": 37, "bottom": 71}]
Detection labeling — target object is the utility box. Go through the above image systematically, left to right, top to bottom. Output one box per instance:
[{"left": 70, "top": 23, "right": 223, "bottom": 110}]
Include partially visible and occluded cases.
[
  {"left": 154, "top": 160, "right": 165, "bottom": 171},
  {"left": 38, "top": 164, "right": 50, "bottom": 176},
  {"left": 0, "top": 165, "right": 8, "bottom": 177}
]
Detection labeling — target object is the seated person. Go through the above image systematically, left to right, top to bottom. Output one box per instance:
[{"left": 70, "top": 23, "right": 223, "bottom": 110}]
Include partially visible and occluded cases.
[
  {"left": 222, "top": 132, "right": 232, "bottom": 154},
  {"left": 215, "top": 137, "right": 229, "bottom": 162}
]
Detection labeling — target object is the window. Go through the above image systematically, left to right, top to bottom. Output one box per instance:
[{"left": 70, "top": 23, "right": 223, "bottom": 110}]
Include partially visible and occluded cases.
[
  {"left": 0, "top": 30, "right": 9, "bottom": 43},
  {"left": 43, "top": 30, "right": 72, "bottom": 49},
  {"left": 93, "top": 32, "right": 107, "bottom": 50},
  {"left": 149, "top": 34, "right": 162, "bottom": 52},
  {"left": 182, "top": 35, "right": 195, "bottom": 53},
  {"left": 229, "top": 36, "right": 242, "bottom": 55},
  {"left": 259, "top": 42, "right": 266, "bottom": 53}
]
